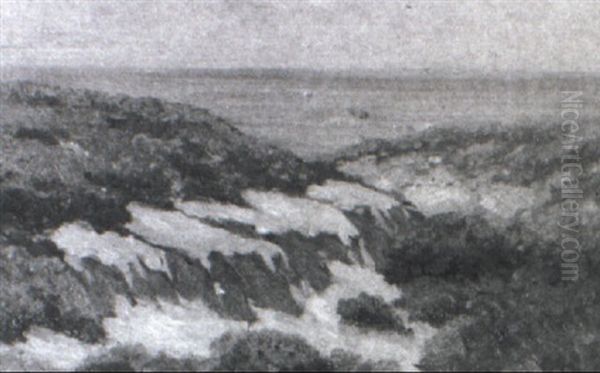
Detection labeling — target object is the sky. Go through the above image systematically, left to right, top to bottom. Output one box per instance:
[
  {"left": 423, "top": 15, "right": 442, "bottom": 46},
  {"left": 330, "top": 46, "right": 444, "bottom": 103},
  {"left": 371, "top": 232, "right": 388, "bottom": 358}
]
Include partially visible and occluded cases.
[{"left": 1, "top": 0, "right": 599, "bottom": 73}]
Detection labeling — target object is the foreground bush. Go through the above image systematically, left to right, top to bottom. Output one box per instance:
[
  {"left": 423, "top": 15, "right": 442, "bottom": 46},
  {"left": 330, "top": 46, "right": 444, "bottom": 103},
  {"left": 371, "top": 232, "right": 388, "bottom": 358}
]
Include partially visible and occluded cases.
[
  {"left": 337, "top": 292, "right": 411, "bottom": 334},
  {"left": 213, "top": 330, "right": 332, "bottom": 371}
]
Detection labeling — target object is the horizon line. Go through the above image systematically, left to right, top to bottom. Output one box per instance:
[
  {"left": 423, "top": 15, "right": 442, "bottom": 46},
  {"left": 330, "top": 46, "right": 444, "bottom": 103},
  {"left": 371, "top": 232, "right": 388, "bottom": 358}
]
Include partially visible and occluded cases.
[{"left": 2, "top": 63, "right": 599, "bottom": 80}]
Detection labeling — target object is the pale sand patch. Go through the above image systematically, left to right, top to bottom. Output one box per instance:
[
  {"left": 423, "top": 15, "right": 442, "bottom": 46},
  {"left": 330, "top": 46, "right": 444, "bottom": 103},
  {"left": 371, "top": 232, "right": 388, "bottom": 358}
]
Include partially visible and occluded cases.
[
  {"left": 338, "top": 153, "right": 553, "bottom": 220},
  {"left": 337, "top": 155, "right": 412, "bottom": 192},
  {"left": 396, "top": 164, "right": 476, "bottom": 216},
  {"left": 306, "top": 180, "right": 399, "bottom": 213},
  {"left": 479, "top": 184, "right": 540, "bottom": 220},
  {"left": 404, "top": 185, "right": 475, "bottom": 217},
  {"left": 177, "top": 190, "right": 359, "bottom": 245},
  {"left": 243, "top": 190, "right": 359, "bottom": 245},
  {"left": 174, "top": 200, "right": 257, "bottom": 225},
  {"left": 126, "top": 203, "right": 285, "bottom": 271},
  {"left": 51, "top": 222, "right": 171, "bottom": 286},
  {"left": 104, "top": 296, "right": 247, "bottom": 358},
  {"left": 0, "top": 299, "right": 247, "bottom": 370},
  {"left": 0, "top": 328, "right": 103, "bottom": 371}
]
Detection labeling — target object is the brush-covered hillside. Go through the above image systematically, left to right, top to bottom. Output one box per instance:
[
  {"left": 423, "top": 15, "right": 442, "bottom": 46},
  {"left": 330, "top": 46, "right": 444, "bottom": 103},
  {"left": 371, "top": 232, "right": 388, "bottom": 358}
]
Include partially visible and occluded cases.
[{"left": 0, "top": 81, "right": 599, "bottom": 371}]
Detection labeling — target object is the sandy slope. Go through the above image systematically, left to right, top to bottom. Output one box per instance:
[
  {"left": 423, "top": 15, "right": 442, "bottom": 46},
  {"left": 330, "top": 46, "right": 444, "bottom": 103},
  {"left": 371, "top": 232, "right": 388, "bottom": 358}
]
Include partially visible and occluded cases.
[{"left": 1, "top": 81, "right": 599, "bottom": 371}]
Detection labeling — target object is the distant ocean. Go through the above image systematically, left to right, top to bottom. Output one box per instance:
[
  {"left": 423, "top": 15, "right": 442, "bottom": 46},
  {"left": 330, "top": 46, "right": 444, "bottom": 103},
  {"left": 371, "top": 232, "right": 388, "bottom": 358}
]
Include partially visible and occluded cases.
[{"left": 2, "top": 67, "right": 596, "bottom": 159}]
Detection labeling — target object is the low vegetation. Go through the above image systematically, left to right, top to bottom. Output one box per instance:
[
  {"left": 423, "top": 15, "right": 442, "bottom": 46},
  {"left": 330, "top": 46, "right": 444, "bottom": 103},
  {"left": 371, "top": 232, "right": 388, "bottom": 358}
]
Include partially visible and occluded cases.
[
  {"left": 1, "top": 81, "right": 598, "bottom": 371},
  {"left": 337, "top": 292, "right": 411, "bottom": 334}
]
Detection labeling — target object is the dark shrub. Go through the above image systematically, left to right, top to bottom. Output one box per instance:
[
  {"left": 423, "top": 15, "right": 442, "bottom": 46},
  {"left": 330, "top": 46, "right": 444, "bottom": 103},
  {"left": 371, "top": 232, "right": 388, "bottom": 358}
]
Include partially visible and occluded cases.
[
  {"left": 347, "top": 108, "right": 370, "bottom": 120},
  {"left": 14, "top": 127, "right": 60, "bottom": 146},
  {"left": 84, "top": 169, "right": 173, "bottom": 209},
  {"left": 0, "top": 187, "right": 130, "bottom": 233},
  {"left": 384, "top": 213, "right": 526, "bottom": 283},
  {"left": 0, "top": 249, "right": 107, "bottom": 344},
  {"left": 398, "top": 277, "right": 474, "bottom": 328},
  {"left": 337, "top": 292, "right": 411, "bottom": 334},
  {"left": 215, "top": 330, "right": 333, "bottom": 371},
  {"left": 79, "top": 345, "right": 213, "bottom": 371},
  {"left": 329, "top": 348, "right": 401, "bottom": 371}
]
